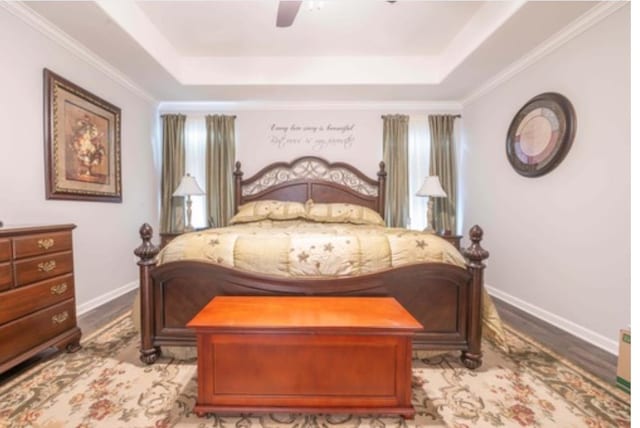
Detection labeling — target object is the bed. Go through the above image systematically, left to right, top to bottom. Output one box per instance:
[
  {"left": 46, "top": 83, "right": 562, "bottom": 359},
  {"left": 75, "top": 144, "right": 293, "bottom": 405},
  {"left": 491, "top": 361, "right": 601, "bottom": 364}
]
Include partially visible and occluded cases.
[{"left": 134, "top": 156, "right": 490, "bottom": 369}]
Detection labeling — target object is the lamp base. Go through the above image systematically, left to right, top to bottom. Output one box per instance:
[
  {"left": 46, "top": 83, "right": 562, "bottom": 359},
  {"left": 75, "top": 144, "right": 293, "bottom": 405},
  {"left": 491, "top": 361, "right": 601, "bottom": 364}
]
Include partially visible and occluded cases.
[{"left": 184, "top": 196, "right": 194, "bottom": 232}]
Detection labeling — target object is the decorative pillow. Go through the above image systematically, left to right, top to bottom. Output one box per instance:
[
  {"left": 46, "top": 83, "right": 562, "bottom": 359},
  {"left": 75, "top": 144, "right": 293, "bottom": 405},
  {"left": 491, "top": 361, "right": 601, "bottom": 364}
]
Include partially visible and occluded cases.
[
  {"left": 229, "top": 200, "right": 307, "bottom": 224},
  {"left": 305, "top": 200, "right": 385, "bottom": 226}
]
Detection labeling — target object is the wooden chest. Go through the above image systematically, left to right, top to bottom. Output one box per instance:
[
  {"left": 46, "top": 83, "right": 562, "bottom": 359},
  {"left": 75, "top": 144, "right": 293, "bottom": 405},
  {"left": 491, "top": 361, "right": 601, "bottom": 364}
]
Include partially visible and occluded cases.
[
  {"left": 0, "top": 224, "right": 81, "bottom": 373},
  {"left": 187, "top": 296, "right": 422, "bottom": 418}
]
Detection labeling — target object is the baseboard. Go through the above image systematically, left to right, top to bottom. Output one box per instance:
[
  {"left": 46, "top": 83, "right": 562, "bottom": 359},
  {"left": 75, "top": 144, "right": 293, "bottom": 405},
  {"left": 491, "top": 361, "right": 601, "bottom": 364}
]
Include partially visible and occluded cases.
[
  {"left": 76, "top": 280, "right": 138, "bottom": 317},
  {"left": 486, "top": 284, "right": 618, "bottom": 356}
]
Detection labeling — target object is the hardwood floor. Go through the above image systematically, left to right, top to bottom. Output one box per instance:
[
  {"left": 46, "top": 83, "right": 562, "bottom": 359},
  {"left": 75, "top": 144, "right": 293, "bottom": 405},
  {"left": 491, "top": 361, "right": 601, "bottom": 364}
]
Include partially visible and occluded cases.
[
  {"left": 1, "top": 289, "right": 619, "bottom": 388},
  {"left": 492, "top": 297, "right": 618, "bottom": 385}
]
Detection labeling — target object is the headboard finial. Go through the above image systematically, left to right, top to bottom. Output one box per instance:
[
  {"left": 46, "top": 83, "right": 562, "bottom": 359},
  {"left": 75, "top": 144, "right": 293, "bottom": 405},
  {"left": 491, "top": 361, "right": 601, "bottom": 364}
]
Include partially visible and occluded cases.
[
  {"left": 234, "top": 161, "right": 243, "bottom": 176},
  {"left": 378, "top": 161, "right": 387, "bottom": 177}
]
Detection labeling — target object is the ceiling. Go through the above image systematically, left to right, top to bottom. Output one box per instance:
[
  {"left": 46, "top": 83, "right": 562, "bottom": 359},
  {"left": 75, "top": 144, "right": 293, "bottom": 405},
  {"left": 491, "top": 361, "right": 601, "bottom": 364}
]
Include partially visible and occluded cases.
[
  {"left": 23, "top": 0, "right": 605, "bottom": 102},
  {"left": 137, "top": 1, "right": 483, "bottom": 57}
]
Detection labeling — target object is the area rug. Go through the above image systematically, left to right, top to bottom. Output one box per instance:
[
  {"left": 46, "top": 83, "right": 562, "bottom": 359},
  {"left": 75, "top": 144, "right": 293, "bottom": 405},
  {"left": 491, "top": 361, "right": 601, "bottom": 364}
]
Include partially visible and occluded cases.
[{"left": 0, "top": 313, "right": 630, "bottom": 428}]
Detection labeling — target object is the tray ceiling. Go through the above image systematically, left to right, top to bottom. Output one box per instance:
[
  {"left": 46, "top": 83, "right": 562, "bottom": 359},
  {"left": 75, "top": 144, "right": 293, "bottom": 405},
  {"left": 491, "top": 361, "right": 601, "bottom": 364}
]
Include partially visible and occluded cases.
[{"left": 22, "top": 1, "right": 604, "bottom": 101}]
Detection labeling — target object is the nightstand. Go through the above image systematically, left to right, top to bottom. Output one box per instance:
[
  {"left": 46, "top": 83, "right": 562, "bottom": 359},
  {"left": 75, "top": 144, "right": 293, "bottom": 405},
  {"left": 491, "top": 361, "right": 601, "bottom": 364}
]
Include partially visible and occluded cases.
[
  {"left": 160, "top": 228, "right": 208, "bottom": 248},
  {"left": 159, "top": 232, "right": 182, "bottom": 248},
  {"left": 437, "top": 232, "right": 462, "bottom": 251}
]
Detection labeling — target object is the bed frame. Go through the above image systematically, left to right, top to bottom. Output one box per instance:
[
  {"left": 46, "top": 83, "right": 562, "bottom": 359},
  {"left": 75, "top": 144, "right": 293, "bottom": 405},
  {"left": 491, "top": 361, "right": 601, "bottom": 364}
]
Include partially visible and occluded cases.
[{"left": 135, "top": 156, "right": 489, "bottom": 368}]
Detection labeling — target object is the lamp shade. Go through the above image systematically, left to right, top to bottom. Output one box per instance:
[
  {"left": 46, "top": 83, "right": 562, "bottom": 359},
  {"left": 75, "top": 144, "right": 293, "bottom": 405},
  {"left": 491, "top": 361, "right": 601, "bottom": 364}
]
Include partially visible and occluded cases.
[
  {"left": 173, "top": 174, "right": 205, "bottom": 197},
  {"left": 416, "top": 176, "right": 446, "bottom": 197}
]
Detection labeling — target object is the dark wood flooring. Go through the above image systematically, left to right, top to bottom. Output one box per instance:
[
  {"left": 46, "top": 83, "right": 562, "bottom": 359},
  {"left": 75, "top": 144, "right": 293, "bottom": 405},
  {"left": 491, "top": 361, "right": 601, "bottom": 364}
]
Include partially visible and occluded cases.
[
  {"left": 1, "top": 290, "right": 619, "bottom": 387},
  {"left": 492, "top": 297, "right": 618, "bottom": 385}
]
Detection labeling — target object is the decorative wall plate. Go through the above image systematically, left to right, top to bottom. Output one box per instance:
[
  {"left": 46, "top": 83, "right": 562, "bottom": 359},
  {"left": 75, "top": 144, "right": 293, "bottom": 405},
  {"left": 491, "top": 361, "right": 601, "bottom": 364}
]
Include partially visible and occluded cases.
[{"left": 506, "top": 92, "right": 576, "bottom": 177}]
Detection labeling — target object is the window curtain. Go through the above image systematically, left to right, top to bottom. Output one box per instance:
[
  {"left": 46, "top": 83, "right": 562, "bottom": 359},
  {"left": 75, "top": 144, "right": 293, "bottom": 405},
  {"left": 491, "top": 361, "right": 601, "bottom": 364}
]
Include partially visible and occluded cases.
[
  {"left": 160, "top": 114, "right": 186, "bottom": 233},
  {"left": 382, "top": 114, "right": 409, "bottom": 227},
  {"left": 428, "top": 114, "right": 457, "bottom": 233},
  {"left": 206, "top": 115, "right": 236, "bottom": 228},
  {"left": 408, "top": 115, "right": 430, "bottom": 230}
]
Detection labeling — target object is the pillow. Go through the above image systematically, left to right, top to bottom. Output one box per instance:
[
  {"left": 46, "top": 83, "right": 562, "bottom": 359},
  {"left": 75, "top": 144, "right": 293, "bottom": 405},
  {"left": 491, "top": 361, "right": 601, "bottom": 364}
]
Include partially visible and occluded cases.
[
  {"left": 229, "top": 200, "right": 307, "bottom": 224},
  {"left": 305, "top": 200, "right": 385, "bottom": 226}
]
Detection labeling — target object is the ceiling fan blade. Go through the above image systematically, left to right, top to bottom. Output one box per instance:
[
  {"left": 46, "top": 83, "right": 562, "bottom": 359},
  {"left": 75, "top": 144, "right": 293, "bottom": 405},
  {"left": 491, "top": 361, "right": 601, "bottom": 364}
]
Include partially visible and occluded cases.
[{"left": 276, "top": 1, "right": 302, "bottom": 28}]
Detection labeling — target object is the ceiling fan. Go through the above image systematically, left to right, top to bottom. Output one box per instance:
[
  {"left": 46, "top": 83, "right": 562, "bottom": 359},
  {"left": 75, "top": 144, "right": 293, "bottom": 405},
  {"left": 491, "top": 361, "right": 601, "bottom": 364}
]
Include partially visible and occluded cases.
[
  {"left": 275, "top": 0, "right": 396, "bottom": 28},
  {"left": 275, "top": 1, "right": 303, "bottom": 28}
]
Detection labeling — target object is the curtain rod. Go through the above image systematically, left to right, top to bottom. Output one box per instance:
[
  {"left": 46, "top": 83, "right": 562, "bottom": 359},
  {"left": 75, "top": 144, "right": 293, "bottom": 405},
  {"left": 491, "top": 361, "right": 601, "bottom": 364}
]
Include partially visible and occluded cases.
[
  {"left": 160, "top": 114, "right": 238, "bottom": 118},
  {"left": 207, "top": 114, "right": 237, "bottom": 119},
  {"left": 380, "top": 114, "right": 462, "bottom": 119}
]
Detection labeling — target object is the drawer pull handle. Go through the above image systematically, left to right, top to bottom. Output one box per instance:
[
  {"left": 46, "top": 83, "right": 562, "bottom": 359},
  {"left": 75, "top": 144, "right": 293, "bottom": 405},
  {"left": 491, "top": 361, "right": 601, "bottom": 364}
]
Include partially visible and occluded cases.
[
  {"left": 37, "top": 238, "right": 55, "bottom": 250},
  {"left": 38, "top": 260, "right": 56, "bottom": 272},
  {"left": 50, "top": 283, "right": 68, "bottom": 295},
  {"left": 52, "top": 311, "right": 69, "bottom": 325}
]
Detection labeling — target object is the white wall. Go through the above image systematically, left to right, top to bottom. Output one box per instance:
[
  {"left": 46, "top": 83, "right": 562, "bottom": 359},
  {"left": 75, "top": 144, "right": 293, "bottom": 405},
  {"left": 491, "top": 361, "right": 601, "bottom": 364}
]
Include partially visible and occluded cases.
[
  {"left": 461, "top": 6, "right": 630, "bottom": 353},
  {"left": 0, "top": 7, "right": 159, "bottom": 313},
  {"left": 158, "top": 106, "right": 461, "bottom": 177},
  {"left": 159, "top": 106, "right": 461, "bottom": 230},
  {"left": 236, "top": 110, "right": 382, "bottom": 178}
]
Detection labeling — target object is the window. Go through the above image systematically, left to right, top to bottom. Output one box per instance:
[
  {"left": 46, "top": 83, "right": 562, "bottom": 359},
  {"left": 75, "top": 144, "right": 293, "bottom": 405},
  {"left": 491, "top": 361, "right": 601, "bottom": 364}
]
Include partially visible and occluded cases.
[
  {"left": 184, "top": 115, "right": 208, "bottom": 229},
  {"left": 407, "top": 115, "right": 430, "bottom": 230}
]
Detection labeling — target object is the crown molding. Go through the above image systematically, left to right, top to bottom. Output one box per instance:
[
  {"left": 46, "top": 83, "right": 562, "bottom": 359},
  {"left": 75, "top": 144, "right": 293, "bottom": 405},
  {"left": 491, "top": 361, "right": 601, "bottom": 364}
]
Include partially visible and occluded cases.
[
  {"left": 0, "top": 0, "right": 157, "bottom": 104},
  {"left": 462, "top": 1, "right": 629, "bottom": 106},
  {"left": 157, "top": 100, "right": 463, "bottom": 113}
]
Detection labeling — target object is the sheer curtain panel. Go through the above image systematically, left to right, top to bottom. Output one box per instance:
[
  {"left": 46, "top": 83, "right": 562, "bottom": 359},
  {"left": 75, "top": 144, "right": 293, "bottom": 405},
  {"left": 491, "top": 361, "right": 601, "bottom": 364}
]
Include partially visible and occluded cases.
[
  {"left": 160, "top": 114, "right": 186, "bottom": 233},
  {"left": 382, "top": 114, "right": 409, "bottom": 227},
  {"left": 206, "top": 115, "right": 236, "bottom": 228},
  {"left": 184, "top": 116, "right": 207, "bottom": 229},
  {"left": 408, "top": 116, "right": 430, "bottom": 230}
]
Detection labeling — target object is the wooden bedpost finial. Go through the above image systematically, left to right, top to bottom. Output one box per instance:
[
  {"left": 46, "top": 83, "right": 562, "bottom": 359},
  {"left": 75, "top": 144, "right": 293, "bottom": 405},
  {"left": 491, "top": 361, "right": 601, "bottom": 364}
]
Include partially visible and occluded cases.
[
  {"left": 234, "top": 161, "right": 243, "bottom": 177},
  {"left": 378, "top": 161, "right": 387, "bottom": 178},
  {"left": 134, "top": 223, "right": 159, "bottom": 264},
  {"left": 139, "top": 223, "right": 152, "bottom": 241},
  {"left": 463, "top": 225, "right": 489, "bottom": 268}
]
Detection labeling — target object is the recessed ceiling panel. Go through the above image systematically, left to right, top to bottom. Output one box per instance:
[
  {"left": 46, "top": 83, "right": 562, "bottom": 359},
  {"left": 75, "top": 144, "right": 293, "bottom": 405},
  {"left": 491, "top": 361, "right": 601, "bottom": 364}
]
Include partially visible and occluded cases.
[{"left": 136, "top": 0, "right": 483, "bottom": 57}]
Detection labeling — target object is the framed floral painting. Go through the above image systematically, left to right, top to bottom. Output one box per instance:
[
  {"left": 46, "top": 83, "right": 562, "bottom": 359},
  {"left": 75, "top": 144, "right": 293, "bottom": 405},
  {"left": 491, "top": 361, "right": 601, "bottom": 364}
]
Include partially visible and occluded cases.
[{"left": 44, "top": 69, "right": 122, "bottom": 202}]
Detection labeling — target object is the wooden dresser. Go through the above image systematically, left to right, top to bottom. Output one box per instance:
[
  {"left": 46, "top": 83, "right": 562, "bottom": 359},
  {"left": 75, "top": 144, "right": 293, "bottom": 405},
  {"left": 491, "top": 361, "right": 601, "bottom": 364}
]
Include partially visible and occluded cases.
[{"left": 0, "top": 224, "right": 81, "bottom": 374}]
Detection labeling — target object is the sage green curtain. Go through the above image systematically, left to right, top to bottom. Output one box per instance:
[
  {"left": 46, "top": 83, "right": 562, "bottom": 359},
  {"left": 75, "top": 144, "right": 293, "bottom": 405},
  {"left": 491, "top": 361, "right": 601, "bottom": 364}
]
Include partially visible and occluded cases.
[
  {"left": 160, "top": 114, "right": 186, "bottom": 233},
  {"left": 382, "top": 114, "right": 409, "bottom": 227},
  {"left": 428, "top": 114, "right": 457, "bottom": 233},
  {"left": 206, "top": 115, "right": 236, "bottom": 227}
]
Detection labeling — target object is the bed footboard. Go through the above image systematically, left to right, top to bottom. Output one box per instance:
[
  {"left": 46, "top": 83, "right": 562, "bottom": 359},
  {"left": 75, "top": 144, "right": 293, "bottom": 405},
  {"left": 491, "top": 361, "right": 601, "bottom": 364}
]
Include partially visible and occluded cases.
[{"left": 134, "top": 224, "right": 489, "bottom": 368}]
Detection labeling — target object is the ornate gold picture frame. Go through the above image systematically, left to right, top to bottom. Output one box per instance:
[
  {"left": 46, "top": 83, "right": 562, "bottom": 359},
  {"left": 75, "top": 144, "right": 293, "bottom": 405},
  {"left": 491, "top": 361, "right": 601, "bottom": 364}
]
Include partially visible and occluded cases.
[{"left": 44, "top": 69, "right": 122, "bottom": 202}]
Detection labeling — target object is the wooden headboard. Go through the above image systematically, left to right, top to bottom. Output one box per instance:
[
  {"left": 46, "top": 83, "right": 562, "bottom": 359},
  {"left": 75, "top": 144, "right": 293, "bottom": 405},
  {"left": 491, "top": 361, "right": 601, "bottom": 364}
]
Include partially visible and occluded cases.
[{"left": 233, "top": 157, "right": 387, "bottom": 218}]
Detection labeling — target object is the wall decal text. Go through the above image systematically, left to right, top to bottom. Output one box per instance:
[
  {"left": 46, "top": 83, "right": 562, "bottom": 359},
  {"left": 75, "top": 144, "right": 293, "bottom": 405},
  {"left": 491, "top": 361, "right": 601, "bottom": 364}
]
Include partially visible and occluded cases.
[{"left": 269, "top": 123, "right": 356, "bottom": 151}]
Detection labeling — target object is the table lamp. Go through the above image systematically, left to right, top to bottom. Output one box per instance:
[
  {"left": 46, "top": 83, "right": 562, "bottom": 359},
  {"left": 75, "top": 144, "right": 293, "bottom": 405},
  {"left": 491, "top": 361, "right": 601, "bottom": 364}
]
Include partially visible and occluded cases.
[
  {"left": 173, "top": 173, "right": 205, "bottom": 231},
  {"left": 415, "top": 176, "right": 446, "bottom": 232}
]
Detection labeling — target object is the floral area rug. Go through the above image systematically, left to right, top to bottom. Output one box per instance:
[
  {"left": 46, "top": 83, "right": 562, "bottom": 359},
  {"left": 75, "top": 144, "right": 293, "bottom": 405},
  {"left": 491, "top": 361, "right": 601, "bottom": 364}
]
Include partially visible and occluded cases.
[{"left": 0, "top": 312, "right": 630, "bottom": 428}]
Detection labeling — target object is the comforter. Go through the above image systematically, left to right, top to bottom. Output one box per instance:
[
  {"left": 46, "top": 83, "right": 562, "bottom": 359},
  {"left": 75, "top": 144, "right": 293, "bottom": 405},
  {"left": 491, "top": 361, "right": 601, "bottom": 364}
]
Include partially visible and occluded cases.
[{"left": 157, "top": 219, "right": 466, "bottom": 277}]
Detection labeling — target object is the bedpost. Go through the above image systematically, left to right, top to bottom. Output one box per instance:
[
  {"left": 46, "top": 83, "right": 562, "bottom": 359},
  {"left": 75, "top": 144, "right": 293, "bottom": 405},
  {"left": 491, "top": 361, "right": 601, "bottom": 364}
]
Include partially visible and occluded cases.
[
  {"left": 234, "top": 161, "right": 243, "bottom": 214},
  {"left": 377, "top": 161, "right": 387, "bottom": 218},
  {"left": 134, "top": 223, "right": 160, "bottom": 365},
  {"left": 461, "top": 225, "right": 489, "bottom": 369}
]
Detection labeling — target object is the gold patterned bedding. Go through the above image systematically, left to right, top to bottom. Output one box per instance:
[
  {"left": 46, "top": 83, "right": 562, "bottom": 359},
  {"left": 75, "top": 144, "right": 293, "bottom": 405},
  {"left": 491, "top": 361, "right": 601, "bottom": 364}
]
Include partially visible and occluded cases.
[{"left": 157, "top": 219, "right": 466, "bottom": 276}]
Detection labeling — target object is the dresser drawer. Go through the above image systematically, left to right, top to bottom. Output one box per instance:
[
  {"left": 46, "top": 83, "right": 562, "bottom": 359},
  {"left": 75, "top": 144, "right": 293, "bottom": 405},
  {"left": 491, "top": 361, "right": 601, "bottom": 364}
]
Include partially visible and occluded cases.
[
  {"left": 13, "top": 231, "right": 72, "bottom": 259},
  {"left": 0, "top": 239, "right": 10, "bottom": 262},
  {"left": 14, "top": 252, "right": 73, "bottom": 286},
  {"left": 0, "top": 263, "right": 12, "bottom": 292},
  {"left": 0, "top": 274, "right": 74, "bottom": 325},
  {"left": 0, "top": 299, "right": 76, "bottom": 365}
]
